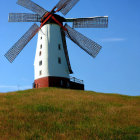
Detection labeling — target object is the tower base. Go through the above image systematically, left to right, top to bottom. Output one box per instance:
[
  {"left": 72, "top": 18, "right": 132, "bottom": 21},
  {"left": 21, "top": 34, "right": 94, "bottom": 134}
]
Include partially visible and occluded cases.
[{"left": 33, "top": 76, "right": 84, "bottom": 90}]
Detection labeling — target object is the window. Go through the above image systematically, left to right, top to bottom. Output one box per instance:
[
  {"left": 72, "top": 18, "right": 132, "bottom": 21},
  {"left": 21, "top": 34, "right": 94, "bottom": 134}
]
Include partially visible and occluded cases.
[
  {"left": 40, "top": 36, "right": 42, "bottom": 39},
  {"left": 40, "top": 44, "right": 42, "bottom": 49},
  {"left": 58, "top": 44, "right": 61, "bottom": 50},
  {"left": 39, "top": 51, "right": 42, "bottom": 56},
  {"left": 58, "top": 57, "right": 61, "bottom": 64},
  {"left": 39, "top": 61, "right": 42, "bottom": 66},
  {"left": 39, "top": 70, "right": 42, "bottom": 76},
  {"left": 60, "top": 80, "right": 63, "bottom": 86},
  {"left": 67, "top": 82, "right": 70, "bottom": 87}
]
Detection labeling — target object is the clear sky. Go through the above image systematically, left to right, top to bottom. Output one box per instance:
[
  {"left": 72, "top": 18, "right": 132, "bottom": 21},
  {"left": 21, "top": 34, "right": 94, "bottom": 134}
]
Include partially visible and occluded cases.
[{"left": 0, "top": 0, "right": 140, "bottom": 96}]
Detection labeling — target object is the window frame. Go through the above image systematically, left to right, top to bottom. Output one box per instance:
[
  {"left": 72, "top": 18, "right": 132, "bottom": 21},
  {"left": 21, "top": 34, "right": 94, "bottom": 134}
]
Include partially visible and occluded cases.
[
  {"left": 40, "top": 44, "right": 42, "bottom": 49},
  {"left": 58, "top": 44, "right": 61, "bottom": 50},
  {"left": 39, "top": 51, "right": 42, "bottom": 56},
  {"left": 58, "top": 57, "right": 61, "bottom": 64},
  {"left": 39, "top": 60, "right": 42, "bottom": 66},
  {"left": 39, "top": 70, "right": 42, "bottom": 76}
]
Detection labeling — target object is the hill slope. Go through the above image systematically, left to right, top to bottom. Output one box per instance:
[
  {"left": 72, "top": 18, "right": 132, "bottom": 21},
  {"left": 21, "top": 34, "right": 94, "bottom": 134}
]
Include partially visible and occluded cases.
[{"left": 0, "top": 88, "right": 140, "bottom": 140}]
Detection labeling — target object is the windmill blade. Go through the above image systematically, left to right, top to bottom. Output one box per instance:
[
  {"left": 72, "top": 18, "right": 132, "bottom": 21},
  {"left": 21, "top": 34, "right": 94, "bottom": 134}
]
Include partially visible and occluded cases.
[
  {"left": 17, "top": 0, "right": 48, "bottom": 17},
  {"left": 56, "top": 0, "right": 79, "bottom": 15},
  {"left": 8, "top": 13, "right": 41, "bottom": 22},
  {"left": 65, "top": 16, "right": 108, "bottom": 28},
  {"left": 5, "top": 23, "right": 39, "bottom": 63},
  {"left": 64, "top": 24, "right": 102, "bottom": 58}
]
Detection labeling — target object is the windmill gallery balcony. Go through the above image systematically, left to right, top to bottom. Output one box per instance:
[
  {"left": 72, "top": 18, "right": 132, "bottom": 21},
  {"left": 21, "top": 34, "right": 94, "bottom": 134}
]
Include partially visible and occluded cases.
[{"left": 33, "top": 76, "right": 84, "bottom": 90}]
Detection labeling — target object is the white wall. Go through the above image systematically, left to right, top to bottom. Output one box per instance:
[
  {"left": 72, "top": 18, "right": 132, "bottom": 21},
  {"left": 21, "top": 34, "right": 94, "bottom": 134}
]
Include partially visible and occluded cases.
[{"left": 34, "top": 24, "right": 70, "bottom": 80}]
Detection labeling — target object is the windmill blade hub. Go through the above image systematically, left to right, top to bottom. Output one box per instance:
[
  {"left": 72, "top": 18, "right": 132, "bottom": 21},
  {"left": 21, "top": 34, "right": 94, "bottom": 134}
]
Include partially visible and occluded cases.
[{"left": 41, "top": 14, "right": 65, "bottom": 25}]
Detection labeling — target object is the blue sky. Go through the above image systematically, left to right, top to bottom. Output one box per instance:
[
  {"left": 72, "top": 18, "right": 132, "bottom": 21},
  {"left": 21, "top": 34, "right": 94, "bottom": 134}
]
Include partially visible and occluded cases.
[{"left": 0, "top": 0, "right": 140, "bottom": 96}]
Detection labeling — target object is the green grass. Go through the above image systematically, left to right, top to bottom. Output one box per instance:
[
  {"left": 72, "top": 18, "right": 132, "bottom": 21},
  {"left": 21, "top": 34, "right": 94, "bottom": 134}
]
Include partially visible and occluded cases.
[{"left": 0, "top": 88, "right": 140, "bottom": 140}]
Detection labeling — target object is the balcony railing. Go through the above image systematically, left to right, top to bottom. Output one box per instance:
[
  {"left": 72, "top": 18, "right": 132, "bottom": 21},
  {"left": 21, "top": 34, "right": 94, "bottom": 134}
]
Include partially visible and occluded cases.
[{"left": 70, "top": 77, "right": 84, "bottom": 84}]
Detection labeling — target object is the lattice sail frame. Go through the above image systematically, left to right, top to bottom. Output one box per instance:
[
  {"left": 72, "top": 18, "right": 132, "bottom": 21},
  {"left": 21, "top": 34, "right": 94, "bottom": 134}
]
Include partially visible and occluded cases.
[
  {"left": 5, "top": 0, "right": 108, "bottom": 63},
  {"left": 17, "top": 0, "right": 48, "bottom": 17},
  {"left": 56, "top": 0, "right": 79, "bottom": 15},
  {"left": 9, "top": 13, "right": 41, "bottom": 22},
  {"left": 72, "top": 17, "right": 108, "bottom": 28},
  {"left": 5, "top": 24, "right": 39, "bottom": 63},
  {"left": 64, "top": 24, "right": 102, "bottom": 58}
]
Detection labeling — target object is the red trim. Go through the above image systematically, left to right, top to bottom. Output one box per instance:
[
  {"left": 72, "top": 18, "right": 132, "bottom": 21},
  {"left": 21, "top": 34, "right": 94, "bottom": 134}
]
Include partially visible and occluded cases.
[
  {"left": 51, "top": 7, "right": 56, "bottom": 13},
  {"left": 40, "top": 10, "right": 67, "bottom": 31},
  {"left": 40, "top": 14, "right": 52, "bottom": 29},
  {"left": 51, "top": 16, "right": 67, "bottom": 31}
]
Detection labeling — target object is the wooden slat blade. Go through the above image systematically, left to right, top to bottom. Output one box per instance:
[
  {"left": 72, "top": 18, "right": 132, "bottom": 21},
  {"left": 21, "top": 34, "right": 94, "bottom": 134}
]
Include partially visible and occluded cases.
[
  {"left": 17, "top": 0, "right": 48, "bottom": 17},
  {"left": 9, "top": 13, "right": 41, "bottom": 22},
  {"left": 5, "top": 24, "right": 39, "bottom": 63},
  {"left": 64, "top": 24, "right": 102, "bottom": 58}
]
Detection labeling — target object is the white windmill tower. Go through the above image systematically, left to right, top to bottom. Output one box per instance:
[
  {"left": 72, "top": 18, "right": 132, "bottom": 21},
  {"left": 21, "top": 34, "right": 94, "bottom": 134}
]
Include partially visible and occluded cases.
[
  {"left": 5, "top": 0, "right": 108, "bottom": 90},
  {"left": 34, "top": 18, "right": 73, "bottom": 88}
]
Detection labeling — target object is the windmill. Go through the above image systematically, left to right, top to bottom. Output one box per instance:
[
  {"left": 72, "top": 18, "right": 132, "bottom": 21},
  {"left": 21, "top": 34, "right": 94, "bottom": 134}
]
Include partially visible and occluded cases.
[{"left": 5, "top": 0, "right": 108, "bottom": 90}]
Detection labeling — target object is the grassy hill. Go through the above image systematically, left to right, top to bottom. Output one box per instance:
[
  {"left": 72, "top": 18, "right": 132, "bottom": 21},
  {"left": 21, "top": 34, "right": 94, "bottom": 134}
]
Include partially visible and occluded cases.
[{"left": 0, "top": 88, "right": 140, "bottom": 140}]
